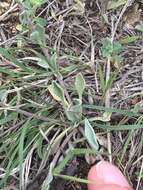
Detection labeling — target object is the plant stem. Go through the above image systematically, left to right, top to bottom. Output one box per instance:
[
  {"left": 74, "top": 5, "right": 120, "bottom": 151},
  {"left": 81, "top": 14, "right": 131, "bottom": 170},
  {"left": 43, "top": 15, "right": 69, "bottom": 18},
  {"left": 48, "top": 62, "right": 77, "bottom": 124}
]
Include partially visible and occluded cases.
[{"left": 105, "top": 57, "right": 112, "bottom": 163}]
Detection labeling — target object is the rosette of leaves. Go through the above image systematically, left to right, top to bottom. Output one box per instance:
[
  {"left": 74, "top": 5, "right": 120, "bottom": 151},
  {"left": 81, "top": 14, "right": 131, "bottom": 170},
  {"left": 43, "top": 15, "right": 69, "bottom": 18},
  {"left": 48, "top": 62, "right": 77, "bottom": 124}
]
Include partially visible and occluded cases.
[{"left": 101, "top": 38, "right": 124, "bottom": 63}]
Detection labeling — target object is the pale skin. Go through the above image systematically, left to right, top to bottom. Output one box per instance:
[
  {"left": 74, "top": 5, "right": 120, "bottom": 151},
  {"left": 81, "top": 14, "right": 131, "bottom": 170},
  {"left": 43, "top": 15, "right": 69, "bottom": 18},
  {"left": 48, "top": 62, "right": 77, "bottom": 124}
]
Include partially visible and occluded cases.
[{"left": 87, "top": 161, "right": 133, "bottom": 190}]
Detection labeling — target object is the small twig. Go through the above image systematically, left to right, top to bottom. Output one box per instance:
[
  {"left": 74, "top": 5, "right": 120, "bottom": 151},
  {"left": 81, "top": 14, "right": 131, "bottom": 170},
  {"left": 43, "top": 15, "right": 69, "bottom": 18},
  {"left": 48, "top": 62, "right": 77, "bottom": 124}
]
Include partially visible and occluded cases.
[
  {"left": 37, "top": 0, "right": 56, "bottom": 17},
  {"left": 105, "top": 0, "right": 133, "bottom": 163},
  {"left": 111, "top": 0, "right": 132, "bottom": 41},
  {"left": 0, "top": 3, "right": 18, "bottom": 22},
  {"left": 86, "top": 17, "right": 95, "bottom": 70},
  {"left": 86, "top": 17, "right": 99, "bottom": 94},
  {"left": 54, "top": 21, "right": 65, "bottom": 53},
  {"left": 0, "top": 28, "right": 7, "bottom": 44},
  {"left": 0, "top": 30, "right": 28, "bottom": 46},
  {"left": 42, "top": 47, "right": 50, "bottom": 60},
  {"left": 105, "top": 57, "right": 112, "bottom": 163},
  {"left": 105, "top": 57, "right": 111, "bottom": 107},
  {"left": 115, "top": 66, "right": 143, "bottom": 87},
  {"left": 2, "top": 79, "right": 49, "bottom": 95},
  {"left": 9, "top": 108, "right": 56, "bottom": 122},
  {"left": 0, "top": 120, "right": 25, "bottom": 138},
  {"left": 52, "top": 130, "right": 76, "bottom": 169},
  {"left": 23, "top": 145, "right": 36, "bottom": 190},
  {"left": 136, "top": 158, "right": 143, "bottom": 190},
  {"left": 0, "top": 166, "right": 19, "bottom": 179}
]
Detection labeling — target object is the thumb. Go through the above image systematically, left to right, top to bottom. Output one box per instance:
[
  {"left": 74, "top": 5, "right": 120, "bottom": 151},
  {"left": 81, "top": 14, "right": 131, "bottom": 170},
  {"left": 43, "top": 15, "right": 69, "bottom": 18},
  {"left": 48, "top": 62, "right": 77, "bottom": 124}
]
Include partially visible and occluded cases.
[
  {"left": 87, "top": 161, "right": 133, "bottom": 190},
  {"left": 88, "top": 184, "right": 132, "bottom": 190}
]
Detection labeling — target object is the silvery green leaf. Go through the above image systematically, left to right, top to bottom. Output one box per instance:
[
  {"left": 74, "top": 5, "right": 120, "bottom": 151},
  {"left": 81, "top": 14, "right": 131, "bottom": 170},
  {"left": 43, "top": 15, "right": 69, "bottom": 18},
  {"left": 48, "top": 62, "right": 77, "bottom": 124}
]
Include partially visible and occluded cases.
[
  {"left": 37, "top": 58, "right": 49, "bottom": 69},
  {"left": 75, "top": 73, "right": 85, "bottom": 100},
  {"left": 48, "top": 81, "right": 69, "bottom": 107},
  {"left": 0, "top": 90, "right": 7, "bottom": 101},
  {"left": 66, "top": 99, "right": 82, "bottom": 122},
  {"left": 85, "top": 119, "right": 99, "bottom": 150},
  {"left": 41, "top": 163, "right": 54, "bottom": 190}
]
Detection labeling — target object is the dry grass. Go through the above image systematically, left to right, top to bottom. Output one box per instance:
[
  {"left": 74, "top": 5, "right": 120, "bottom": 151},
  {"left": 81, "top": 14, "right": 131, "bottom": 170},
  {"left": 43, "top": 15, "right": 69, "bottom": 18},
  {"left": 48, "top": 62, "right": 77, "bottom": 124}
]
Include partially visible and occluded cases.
[{"left": 0, "top": 0, "right": 143, "bottom": 189}]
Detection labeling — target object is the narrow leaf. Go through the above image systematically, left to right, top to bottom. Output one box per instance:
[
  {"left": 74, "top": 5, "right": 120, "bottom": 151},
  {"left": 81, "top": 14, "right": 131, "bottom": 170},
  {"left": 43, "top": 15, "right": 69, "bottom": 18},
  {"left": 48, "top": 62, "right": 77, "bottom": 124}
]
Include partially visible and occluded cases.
[
  {"left": 29, "top": 0, "right": 46, "bottom": 6},
  {"left": 107, "top": 0, "right": 127, "bottom": 10},
  {"left": 30, "top": 24, "right": 46, "bottom": 45},
  {"left": 135, "top": 24, "right": 143, "bottom": 32},
  {"left": 120, "top": 35, "right": 139, "bottom": 44},
  {"left": 101, "top": 38, "right": 113, "bottom": 58},
  {"left": 0, "top": 48, "right": 31, "bottom": 72},
  {"left": 49, "top": 53, "right": 58, "bottom": 72},
  {"left": 37, "top": 58, "right": 49, "bottom": 69},
  {"left": 75, "top": 73, "right": 85, "bottom": 100},
  {"left": 48, "top": 81, "right": 68, "bottom": 107},
  {"left": 0, "top": 89, "right": 7, "bottom": 101},
  {"left": 66, "top": 99, "right": 82, "bottom": 122},
  {"left": 0, "top": 112, "right": 17, "bottom": 125},
  {"left": 90, "top": 112, "right": 111, "bottom": 122},
  {"left": 84, "top": 119, "right": 99, "bottom": 150},
  {"left": 19, "top": 120, "right": 29, "bottom": 189},
  {"left": 42, "top": 163, "right": 54, "bottom": 190}
]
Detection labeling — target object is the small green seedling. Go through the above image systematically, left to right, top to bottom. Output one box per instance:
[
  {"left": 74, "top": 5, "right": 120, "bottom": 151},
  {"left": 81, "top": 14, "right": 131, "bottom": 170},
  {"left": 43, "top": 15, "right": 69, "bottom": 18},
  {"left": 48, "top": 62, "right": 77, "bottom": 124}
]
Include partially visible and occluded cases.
[{"left": 101, "top": 37, "right": 123, "bottom": 64}]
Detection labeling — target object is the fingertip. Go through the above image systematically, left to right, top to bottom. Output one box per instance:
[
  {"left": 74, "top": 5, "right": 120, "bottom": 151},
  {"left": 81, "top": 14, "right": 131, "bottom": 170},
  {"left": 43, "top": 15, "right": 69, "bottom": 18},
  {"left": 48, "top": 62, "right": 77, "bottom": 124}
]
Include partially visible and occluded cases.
[{"left": 87, "top": 161, "right": 133, "bottom": 190}]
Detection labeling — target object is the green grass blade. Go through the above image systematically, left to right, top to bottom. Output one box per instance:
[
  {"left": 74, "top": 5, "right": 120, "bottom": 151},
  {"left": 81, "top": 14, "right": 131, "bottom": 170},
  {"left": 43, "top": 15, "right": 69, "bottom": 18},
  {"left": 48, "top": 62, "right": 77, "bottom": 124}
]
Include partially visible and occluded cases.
[
  {"left": 83, "top": 104, "right": 141, "bottom": 117},
  {"left": 0, "top": 112, "right": 18, "bottom": 125},
  {"left": 19, "top": 120, "right": 30, "bottom": 189},
  {"left": 53, "top": 173, "right": 94, "bottom": 184}
]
